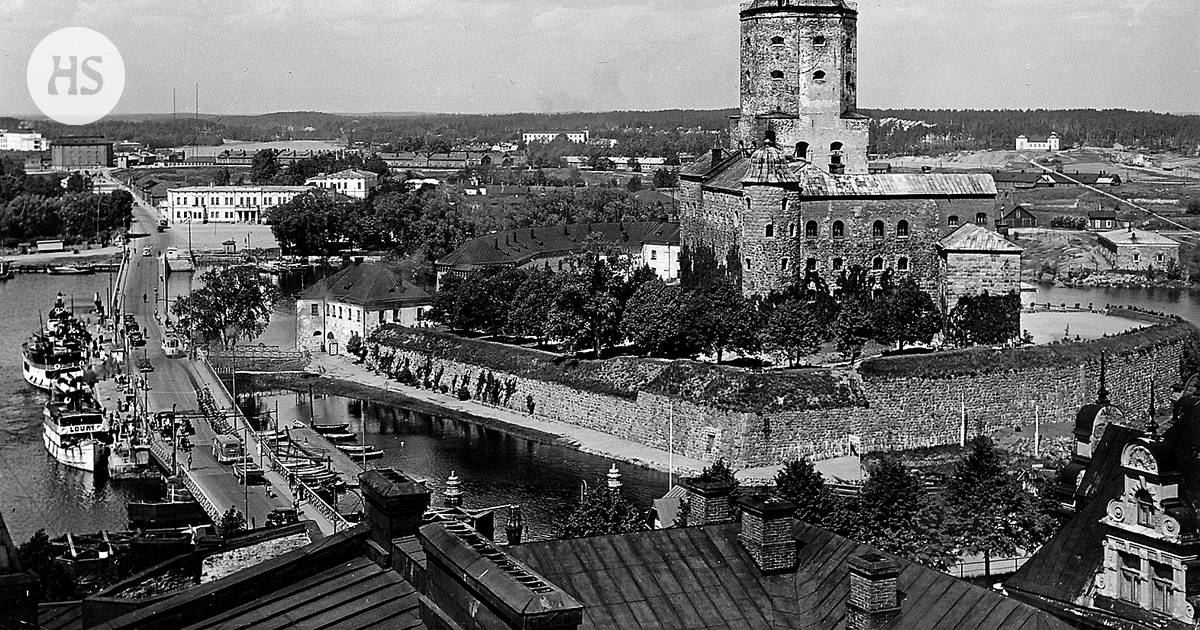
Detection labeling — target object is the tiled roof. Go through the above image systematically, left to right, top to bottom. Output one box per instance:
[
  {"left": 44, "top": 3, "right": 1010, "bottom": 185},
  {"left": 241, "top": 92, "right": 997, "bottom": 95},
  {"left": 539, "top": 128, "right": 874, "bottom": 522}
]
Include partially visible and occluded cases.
[
  {"left": 435, "top": 222, "right": 679, "bottom": 270},
  {"left": 938, "top": 223, "right": 1023, "bottom": 253},
  {"left": 1098, "top": 228, "right": 1180, "bottom": 247},
  {"left": 297, "top": 262, "right": 431, "bottom": 308},
  {"left": 508, "top": 521, "right": 1072, "bottom": 630}
]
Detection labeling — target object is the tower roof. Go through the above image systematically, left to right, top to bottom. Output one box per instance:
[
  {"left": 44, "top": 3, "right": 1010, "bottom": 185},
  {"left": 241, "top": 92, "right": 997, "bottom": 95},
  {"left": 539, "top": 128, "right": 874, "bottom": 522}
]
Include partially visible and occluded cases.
[
  {"left": 741, "top": 0, "right": 856, "bottom": 16},
  {"left": 741, "top": 143, "right": 796, "bottom": 185}
]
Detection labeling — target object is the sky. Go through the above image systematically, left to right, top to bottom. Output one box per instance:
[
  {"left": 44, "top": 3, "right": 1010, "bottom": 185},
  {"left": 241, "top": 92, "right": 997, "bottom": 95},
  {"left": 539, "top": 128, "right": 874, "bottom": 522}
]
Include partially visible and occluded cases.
[{"left": 1, "top": 0, "right": 1198, "bottom": 117}]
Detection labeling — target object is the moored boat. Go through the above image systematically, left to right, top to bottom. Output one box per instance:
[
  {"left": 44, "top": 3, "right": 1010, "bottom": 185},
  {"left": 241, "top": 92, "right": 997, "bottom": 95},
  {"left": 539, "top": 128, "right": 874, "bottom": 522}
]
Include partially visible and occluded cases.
[
  {"left": 0, "top": 260, "right": 13, "bottom": 280},
  {"left": 48, "top": 264, "right": 94, "bottom": 275},
  {"left": 43, "top": 384, "right": 111, "bottom": 472},
  {"left": 312, "top": 422, "right": 350, "bottom": 434},
  {"left": 336, "top": 444, "right": 384, "bottom": 459}
]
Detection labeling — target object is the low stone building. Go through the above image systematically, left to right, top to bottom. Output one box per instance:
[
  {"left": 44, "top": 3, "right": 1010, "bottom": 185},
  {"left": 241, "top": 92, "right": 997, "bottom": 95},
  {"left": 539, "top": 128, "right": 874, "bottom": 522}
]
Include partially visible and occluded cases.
[
  {"left": 937, "top": 222, "right": 1023, "bottom": 311},
  {"left": 1098, "top": 228, "right": 1180, "bottom": 272},
  {"left": 296, "top": 261, "right": 432, "bottom": 354}
]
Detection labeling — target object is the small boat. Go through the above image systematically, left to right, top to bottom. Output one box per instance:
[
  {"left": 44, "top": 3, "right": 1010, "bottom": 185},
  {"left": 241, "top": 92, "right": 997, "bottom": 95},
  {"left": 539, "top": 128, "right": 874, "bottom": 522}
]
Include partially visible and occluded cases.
[
  {"left": 89, "top": 262, "right": 120, "bottom": 273},
  {"left": 47, "top": 264, "right": 94, "bottom": 275},
  {"left": 312, "top": 422, "right": 350, "bottom": 434},
  {"left": 322, "top": 431, "right": 358, "bottom": 442},
  {"left": 337, "top": 444, "right": 384, "bottom": 459}
]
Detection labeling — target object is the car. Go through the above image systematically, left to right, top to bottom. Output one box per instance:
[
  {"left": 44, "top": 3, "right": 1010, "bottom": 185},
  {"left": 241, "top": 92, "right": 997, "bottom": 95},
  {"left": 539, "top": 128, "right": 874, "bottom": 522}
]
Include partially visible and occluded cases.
[
  {"left": 142, "top": 247, "right": 152, "bottom": 257},
  {"left": 136, "top": 358, "right": 154, "bottom": 373}
]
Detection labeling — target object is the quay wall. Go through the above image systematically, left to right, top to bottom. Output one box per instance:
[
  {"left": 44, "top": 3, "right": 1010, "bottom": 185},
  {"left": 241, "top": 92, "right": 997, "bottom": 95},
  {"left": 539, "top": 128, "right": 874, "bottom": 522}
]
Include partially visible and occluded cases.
[{"left": 365, "top": 318, "right": 1197, "bottom": 468}]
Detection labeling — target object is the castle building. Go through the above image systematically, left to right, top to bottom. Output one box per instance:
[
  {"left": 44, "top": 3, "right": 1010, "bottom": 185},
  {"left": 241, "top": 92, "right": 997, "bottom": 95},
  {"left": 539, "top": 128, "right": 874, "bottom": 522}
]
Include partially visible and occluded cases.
[
  {"left": 681, "top": 0, "right": 1020, "bottom": 309},
  {"left": 1015, "top": 132, "right": 1061, "bottom": 151}
]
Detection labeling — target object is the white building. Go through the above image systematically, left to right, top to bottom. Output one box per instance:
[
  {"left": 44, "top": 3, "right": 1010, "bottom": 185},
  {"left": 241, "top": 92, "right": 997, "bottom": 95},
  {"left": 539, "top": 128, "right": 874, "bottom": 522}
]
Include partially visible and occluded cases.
[
  {"left": 0, "top": 129, "right": 47, "bottom": 151},
  {"left": 522, "top": 130, "right": 589, "bottom": 144},
  {"left": 1015, "top": 133, "right": 1061, "bottom": 152},
  {"left": 304, "top": 168, "right": 379, "bottom": 200},
  {"left": 166, "top": 185, "right": 313, "bottom": 223},
  {"left": 640, "top": 223, "right": 681, "bottom": 283},
  {"left": 295, "top": 262, "right": 433, "bottom": 354}
]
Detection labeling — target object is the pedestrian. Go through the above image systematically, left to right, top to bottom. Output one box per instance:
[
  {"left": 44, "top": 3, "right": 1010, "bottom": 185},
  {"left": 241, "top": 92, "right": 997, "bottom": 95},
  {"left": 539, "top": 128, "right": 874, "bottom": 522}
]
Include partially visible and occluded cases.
[{"left": 187, "top": 453, "right": 193, "bottom": 470}]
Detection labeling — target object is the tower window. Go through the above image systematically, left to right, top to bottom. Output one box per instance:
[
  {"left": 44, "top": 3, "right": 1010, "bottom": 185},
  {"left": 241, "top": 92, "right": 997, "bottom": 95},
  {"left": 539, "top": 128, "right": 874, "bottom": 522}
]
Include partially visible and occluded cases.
[
  {"left": 812, "top": 35, "right": 826, "bottom": 47},
  {"left": 770, "top": 36, "right": 784, "bottom": 45},
  {"left": 770, "top": 70, "right": 784, "bottom": 80},
  {"left": 813, "top": 70, "right": 826, "bottom": 83},
  {"left": 846, "top": 71, "right": 854, "bottom": 86},
  {"left": 795, "top": 141, "right": 809, "bottom": 160},
  {"left": 782, "top": 198, "right": 788, "bottom": 213},
  {"left": 976, "top": 212, "right": 987, "bottom": 226},
  {"left": 948, "top": 215, "right": 959, "bottom": 228},
  {"left": 805, "top": 220, "right": 818, "bottom": 238},
  {"left": 832, "top": 220, "right": 845, "bottom": 239},
  {"left": 872, "top": 220, "right": 885, "bottom": 239},
  {"left": 896, "top": 220, "right": 909, "bottom": 238},
  {"left": 788, "top": 222, "right": 796, "bottom": 238},
  {"left": 765, "top": 223, "right": 774, "bottom": 237},
  {"left": 745, "top": 257, "right": 752, "bottom": 270},
  {"left": 832, "top": 257, "right": 844, "bottom": 271},
  {"left": 872, "top": 257, "right": 884, "bottom": 270},
  {"left": 897, "top": 257, "right": 909, "bottom": 271},
  {"left": 781, "top": 258, "right": 789, "bottom": 271},
  {"left": 806, "top": 258, "right": 817, "bottom": 271},
  {"left": 1136, "top": 489, "right": 1154, "bottom": 526}
]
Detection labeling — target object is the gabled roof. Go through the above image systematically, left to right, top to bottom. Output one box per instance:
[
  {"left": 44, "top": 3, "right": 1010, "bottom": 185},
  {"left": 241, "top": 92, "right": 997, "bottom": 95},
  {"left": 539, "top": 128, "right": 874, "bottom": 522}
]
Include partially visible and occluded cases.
[
  {"left": 311, "top": 168, "right": 377, "bottom": 180},
  {"left": 991, "top": 171, "right": 1047, "bottom": 185},
  {"left": 1001, "top": 205, "right": 1038, "bottom": 221},
  {"left": 435, "top": 222, "right": 679, "bottom": 270},
  {"left": 938, "top": 223, "right": 1023, "bottom": 253},
  {"left": 1098, "top": 229, "right": 1180, "bottom": 247},
  {"left": 297, "top": 262, "right": 431, "bottom": 309},
  {"left": 508, "top": 521, "right": 1072, "bottom": 630}
]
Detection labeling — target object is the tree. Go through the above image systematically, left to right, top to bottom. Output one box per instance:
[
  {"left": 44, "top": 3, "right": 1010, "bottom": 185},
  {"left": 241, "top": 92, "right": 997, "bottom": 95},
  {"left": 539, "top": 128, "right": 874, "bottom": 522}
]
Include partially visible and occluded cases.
[
  {"left": 249, "top": 149, "right": 281, "bottom": 183},
  {"left": 362, "top": 154, "right": 390, "bottom": 177},
  {"left": 213, "top": 167, "right": 232, "bottom": 186},
  {"left": 653, "top": 168, "right": 679, "bottom": 189},
  {"left": 65, "top": 171, "right": 89, "bottom": 193},
  {"left": 625, "top": 175, "right": 643, "bottom": 192},
  {"left": 264, "top": 191, "right": 351, "bottom": 256},
  {"left": 1186, "top": 198, "right": 1200, "bottom": 215},
  {"left": 172, "top": 266, "right": 280, "bottom": 349},
  {"left": 507, "top": 269, "right": 562, "bottom": 346},
  {"left": 873, "top": 279, "right": 940, "bottom": 350},
  {"left": 947, "top": 291, "right": 1021, "bottom": 347},
  {"left": 832, "top": 296, "right": 874, "bottom": 361},
  {"left": 761, "top": 298, "right": 828, "bottom": 367},
  {"left": 346, "top": 331, "right": 364, "bottom": 359},
  {"left": 943, "top": 436, "right": 1052, "bottom": 577},
  {"left": 832, "top": 457, "right": 952, "bottom": 570},
  {"left": 695, "top": 458, "right": 738, "bottom": 489},
  {"left": 773, "top": 458, "right": 830, "bottom": 525},
  {"left": 560, "top": 484, "right": 649, "bottom": 538},
  {"left": 218, "top": 506, "right": 247, "bottom": 536}
]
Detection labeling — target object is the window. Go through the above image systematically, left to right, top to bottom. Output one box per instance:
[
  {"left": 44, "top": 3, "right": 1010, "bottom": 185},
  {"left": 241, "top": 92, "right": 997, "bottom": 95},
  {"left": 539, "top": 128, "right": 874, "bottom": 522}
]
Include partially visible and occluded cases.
[
  {"left": 770, "top": 35, "right": 784, "bottom": 45},
  {"left": 812, "top": 35, "right": 826, "bottom": 47},
  {"left": 770, "top": 70, "right": 784, "bottom": 80},
  {"left": 813, "top": 70, "right": 826, "bottom": 83},
  {"left": 845, "top": 71, "right": 853, "bottom": 86},
  {"left": 795, "top": 141, "right": 809, "bottom": 160},
  {"left": 782, "top": 198, "right": 789, "bottom": 214},
  {"left": 976, "top": 212, "right": 987, "bottom": 226},
  {"left": 948, "top": 215, "right": 960, "bottom": 228},
  {"left": 872, "top": 220, "right": 885, "bottom": 239},
  {"left": 897, "top": 220, "right": 909, "bottom": 238},
  {"left": 806, "top": 221, "right": 818, "bottom": 239},
  {"left": 833, "top": 221, "right": 845, "bottom": 239},
  {"left": 788, "top": 222, "right": 796, "bottom": 238},
  {"left": 765, "top": 223, "right": 774, "bottom": 237},
  {"left": 650, "top": 250, "right": 658, "bottom": 261},
  {"left": 1134, "top": 253, "right": 1141, "bottom": 263},
  {"left": 1157, "top": 253, "right": 1165, "bottom": 263},
  {"left": 745, "top": 257, "right": 752, "bottom": 270},
  {"left": 832, "top": 257, "right": 844, "bottom": 271},
  {"left": 872, "top": 257, "right": 884, "bottom": 270},
  {"left": 897, "top": 257, "right": 909, "bottom": 271},
  {"left": 780, "top": 258, "right": 789, "bottom": 271},
  {"left": 806, "top": 258, "right": 817, "bottom": 271},
  {"left": 310, "top": 304, "right": 319, "bottom": 316},
  {"left": 337, "top": 306, "right": 343, "bottom": 318},
  {"left": 1137, "top": 489, "right": 1154, "bottom": 526},
  {"left": 1119, "top": 552, "right": 1141, "bottom": 603},
  {"left": 1152, "top": 562, "right": 1174, "bottom": 613}
]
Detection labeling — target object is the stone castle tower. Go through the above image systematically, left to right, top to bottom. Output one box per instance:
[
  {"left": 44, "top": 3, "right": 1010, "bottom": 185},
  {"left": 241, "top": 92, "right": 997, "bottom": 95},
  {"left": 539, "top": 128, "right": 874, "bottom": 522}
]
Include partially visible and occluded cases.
[{"left": 730, "top": 0, "right": 869, "bottom": 175}]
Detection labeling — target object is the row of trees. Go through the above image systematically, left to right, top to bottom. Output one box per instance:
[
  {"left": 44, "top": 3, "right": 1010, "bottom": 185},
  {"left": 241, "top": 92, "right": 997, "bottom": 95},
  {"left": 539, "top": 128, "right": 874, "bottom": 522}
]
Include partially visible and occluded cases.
[
  {"left": 248, "top": 149, "right": 389, "bottom": 185},
  {"left": 0, "top": 161, "right": 133, "bottom": 246},
  {"left": 563, "top": 437, "right": 1060, "bottom": 576}
]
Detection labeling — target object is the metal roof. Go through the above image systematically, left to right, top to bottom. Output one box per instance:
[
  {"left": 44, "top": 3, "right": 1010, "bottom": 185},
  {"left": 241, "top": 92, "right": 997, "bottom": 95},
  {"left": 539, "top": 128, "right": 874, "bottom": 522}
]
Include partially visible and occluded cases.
[
  {"left": 938, "top": 223, "right": 1023, "bottom": 253},
  {"left": 1097, "top": 228, "right": 1180, "bottom": 247},
  {"left": 297, "top": 262, "right": 432, "bottom": 309}
]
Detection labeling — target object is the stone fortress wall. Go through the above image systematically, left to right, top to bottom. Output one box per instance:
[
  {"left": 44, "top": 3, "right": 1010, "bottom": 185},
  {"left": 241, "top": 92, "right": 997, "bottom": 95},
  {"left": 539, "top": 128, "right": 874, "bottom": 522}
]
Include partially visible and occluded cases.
[{"left": 366, "top": 317, "right": 1196, "bottom": 469}]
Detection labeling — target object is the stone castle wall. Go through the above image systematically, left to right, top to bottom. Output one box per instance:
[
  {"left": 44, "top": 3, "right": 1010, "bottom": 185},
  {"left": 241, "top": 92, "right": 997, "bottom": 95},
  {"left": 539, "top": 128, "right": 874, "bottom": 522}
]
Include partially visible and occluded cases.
[{"left": 367, "top": 321, "right": 1195, "bottom": 469}]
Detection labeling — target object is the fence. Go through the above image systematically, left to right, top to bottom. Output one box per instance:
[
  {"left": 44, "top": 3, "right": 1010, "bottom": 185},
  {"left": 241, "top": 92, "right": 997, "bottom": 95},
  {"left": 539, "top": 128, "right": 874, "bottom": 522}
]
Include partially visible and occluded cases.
[{"left": 147, "top": 437, "right": 220, "bottom": 522}]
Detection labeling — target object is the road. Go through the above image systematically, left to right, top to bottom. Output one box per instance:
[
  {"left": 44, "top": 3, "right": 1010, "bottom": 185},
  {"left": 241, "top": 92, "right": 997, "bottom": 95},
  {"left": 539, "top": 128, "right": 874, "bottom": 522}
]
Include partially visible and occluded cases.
[{"left": 110, "top": 175, "right": 339, "bottom": 534}]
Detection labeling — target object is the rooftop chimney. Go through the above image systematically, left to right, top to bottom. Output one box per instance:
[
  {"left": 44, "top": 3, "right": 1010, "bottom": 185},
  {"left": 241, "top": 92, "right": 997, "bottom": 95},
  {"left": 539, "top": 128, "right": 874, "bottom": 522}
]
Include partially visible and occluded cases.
[
  {"left": 711, "top": 147, "right": 724, "bottom": 163},
  {"left": 359, "top": 468, "right": 431, "bottom": 547},
  {"left": 680, "top": 476, "right": 735, "bottom": 526},
  {"left": 735, "top": 495, "right": 797, "bottom": 573},
  {"left": 846, "top": 553, "right": 902, "bottom": 630}
]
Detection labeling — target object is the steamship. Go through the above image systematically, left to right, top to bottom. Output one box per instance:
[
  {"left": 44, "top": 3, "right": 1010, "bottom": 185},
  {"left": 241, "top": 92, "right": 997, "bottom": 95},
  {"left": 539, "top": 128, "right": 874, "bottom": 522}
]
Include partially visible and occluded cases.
[
  {"left": 21, "top": 296, "right": 91, "bottom": 390},
  {"left": 43, "top": 379, "right": 111, "bottom": 472}
]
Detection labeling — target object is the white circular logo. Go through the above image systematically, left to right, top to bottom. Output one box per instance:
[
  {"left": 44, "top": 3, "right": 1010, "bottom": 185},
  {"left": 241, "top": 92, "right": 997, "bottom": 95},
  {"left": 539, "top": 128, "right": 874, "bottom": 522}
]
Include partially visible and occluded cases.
[{"left": 26, "top": 27, "right": 125, "bottom": 125}]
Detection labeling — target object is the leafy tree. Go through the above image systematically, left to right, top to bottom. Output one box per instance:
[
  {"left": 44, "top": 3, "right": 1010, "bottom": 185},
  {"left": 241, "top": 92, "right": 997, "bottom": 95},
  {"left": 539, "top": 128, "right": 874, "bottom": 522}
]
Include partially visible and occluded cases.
[
  {"left": 249, "top": 149, "right": 281, "bottom": 183},
  {"left": 362, "top": 154, "right": 390, "bottom": 177},
  {"left": 213, "top": 167, "right": 232, "bottom": 186},
  {"left": 652, "top": 168, "right": 679, "bottom": 189},
  {"left": 65, "top": 171, "right": 89, "bottom": 193},
  {"left": 625, "top": 175, "right": 643, "bottom": 192},
  {"left": 264, "top": 191, "right": 352, "bottom": 256},
  {"left": 172, "top": 266, "right": 280, "bottom": 349},
  {"left": 432, "top": 267, "right": 527, "bottom": 335},
  {"left": 507, "top": 269, "right": 561, "bottom": 345},
  {"left": 698, "top": 276, "right": 760, "bottom": 363},
  {"left": 621, "top": 279, "right": 709, "bottom": 358},
  {"left": 873, "top": 279, "right": 941, "bottom": 350},
  {"left": 947, "top": 291, "right": 1021, "bottom": 347},
  {"left": 832, "top": 296, "right": 874, "bottom": 360},
  {"left": 761, "top": 298, "right": 828, "bottom": 367},
  {"left": 346, "top": 331, "right": 364, "bottom": 359},
  {"left": 943, "top": 436, "right": 1053, "bottom": 577},
  {"left": 831, "top": 457, "right": 952, "bottom": 570},
  {"left": 695, "top": 458, "right": 738, "bottom": 489},
  {"left": 773, "top": 458, "right": 831, "bottom": 525},
  {"left": 560, "top": 484, "right": 649, "bottom": 539},
  {"left": 218, "top": 506, "right": 247, "bottom": 536}
]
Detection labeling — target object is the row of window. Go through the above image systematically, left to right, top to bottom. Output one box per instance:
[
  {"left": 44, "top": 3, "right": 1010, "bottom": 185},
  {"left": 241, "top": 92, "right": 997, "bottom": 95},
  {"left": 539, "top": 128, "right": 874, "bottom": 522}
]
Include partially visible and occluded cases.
[
  {"left": 760, "top": 34, "right": 849, "bottom": 49},
  {"left": 768, "top": 69, "right": 852, "bottom": 85},
  {"left": 176, "top": 195, "right": 292, "bottom": 207},
  {"left": 175, "top": 210, "right": 255, "bottom": 220},
  {"left": 762, "top": 219, "right": 910, "bottom": 239},
  {"left": 746, "top": 255, "right": 910, "bottom": 273},
  {"left": 1118, "top": 550, "right": 1174, "bottom": 614}
]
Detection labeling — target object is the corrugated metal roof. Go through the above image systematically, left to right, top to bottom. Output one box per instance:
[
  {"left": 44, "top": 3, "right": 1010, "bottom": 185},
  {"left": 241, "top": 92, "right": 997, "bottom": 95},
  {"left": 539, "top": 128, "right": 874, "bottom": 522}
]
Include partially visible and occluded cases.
[
  {"left": 800, "top": 171, "right": 998, "bottom": 198},
  {"left": 938, "top": 223, "right": 1023, "bottom": 253},
  {"left": 509, "top": 522, "right": 1071, "bottom": 630}
]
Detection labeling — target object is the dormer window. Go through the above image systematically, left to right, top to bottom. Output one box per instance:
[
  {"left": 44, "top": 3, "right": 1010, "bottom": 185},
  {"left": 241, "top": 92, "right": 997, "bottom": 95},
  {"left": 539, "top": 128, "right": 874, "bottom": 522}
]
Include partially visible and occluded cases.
[
  {"left": 1136, "top": 489, "right": 1154, "bottom": 527},
  {"left": 1119, "top": 552, "right": 1140, "bottom": 603},
  {"left": 1152, "top": 561, "right": 1175, "bottom": 613}
]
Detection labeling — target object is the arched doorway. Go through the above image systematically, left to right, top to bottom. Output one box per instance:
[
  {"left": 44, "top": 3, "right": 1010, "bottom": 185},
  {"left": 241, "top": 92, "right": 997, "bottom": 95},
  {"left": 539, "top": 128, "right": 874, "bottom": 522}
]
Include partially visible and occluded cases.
[{"left": 326, "top": 332, "right": 338, "bottom": 355}]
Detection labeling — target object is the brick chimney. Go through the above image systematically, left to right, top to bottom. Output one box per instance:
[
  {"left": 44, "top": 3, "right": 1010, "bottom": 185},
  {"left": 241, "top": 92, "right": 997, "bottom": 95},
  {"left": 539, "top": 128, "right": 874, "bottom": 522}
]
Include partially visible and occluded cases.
[
  {"left": 359, "top": 468, "right": 431, "bottom": 547},
  {"left": 680, "top": 477, "right": 735, "bottom": 525},
  {"left": 735, "top": 495, "right": 797, "bottom": 573},
  {"left": 846, "top": 553, "right": 902, "bottom": 630}
]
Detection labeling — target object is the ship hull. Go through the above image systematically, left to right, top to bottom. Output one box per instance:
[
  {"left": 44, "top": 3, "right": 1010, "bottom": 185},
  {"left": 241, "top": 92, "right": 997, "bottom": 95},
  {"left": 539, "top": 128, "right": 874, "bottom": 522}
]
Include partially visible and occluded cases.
[
  {"left": 22, "top": 359, "right": 83, "bottom": 391},
  {"left": 43, "top": 425, "right": 107, "bottom": 472}
]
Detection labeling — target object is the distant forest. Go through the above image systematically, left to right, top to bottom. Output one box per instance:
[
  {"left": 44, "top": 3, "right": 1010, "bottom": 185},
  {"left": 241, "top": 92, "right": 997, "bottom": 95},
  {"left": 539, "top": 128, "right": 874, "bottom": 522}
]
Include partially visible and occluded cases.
[{"left": 4, "top": 108, "right": 1198, "bottom": 157}]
